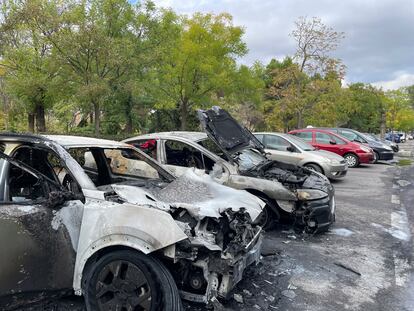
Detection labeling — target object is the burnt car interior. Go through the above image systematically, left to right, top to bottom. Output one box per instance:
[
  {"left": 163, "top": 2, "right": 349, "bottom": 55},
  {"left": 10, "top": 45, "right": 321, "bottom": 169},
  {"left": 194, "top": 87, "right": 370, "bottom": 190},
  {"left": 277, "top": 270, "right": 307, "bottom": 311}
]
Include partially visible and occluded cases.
[
  {"left": 135, "top": 139, "right": 157, "bottom": 159},
  {"left": 164, "top": 140, "right": 216, "bottom": 171},
  {"left": 0, "top": 144, "right": 83, "bottom": 204},
  {"left": 67, "top": 147, "right": 171, "bottom": 189},
  {"left": 0, "top": 160, "right": 44, "bottom": 203}
]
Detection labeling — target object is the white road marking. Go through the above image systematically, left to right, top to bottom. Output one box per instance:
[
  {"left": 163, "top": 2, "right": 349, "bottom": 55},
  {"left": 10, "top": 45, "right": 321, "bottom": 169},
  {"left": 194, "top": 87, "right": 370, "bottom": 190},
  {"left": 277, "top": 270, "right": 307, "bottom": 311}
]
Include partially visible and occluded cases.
[
  {"left": 390, "top": 193, "right": 411, "bottom": 287},
  {"left": 391, "top": 194, "right": 401, "bottom": 204},
  {"left": 390, "top": 210, "right": 411, "bottom": 241},
  {"left": 393, "top": 254, "right": 410, "bottom": 286}
]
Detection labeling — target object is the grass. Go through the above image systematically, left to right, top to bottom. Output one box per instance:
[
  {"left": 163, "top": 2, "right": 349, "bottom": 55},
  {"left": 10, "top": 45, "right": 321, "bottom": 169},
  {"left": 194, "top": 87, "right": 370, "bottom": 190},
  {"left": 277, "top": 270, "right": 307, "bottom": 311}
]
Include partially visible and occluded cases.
[{"left": 397, "top": 159, "right": 412, "bottom": 166}]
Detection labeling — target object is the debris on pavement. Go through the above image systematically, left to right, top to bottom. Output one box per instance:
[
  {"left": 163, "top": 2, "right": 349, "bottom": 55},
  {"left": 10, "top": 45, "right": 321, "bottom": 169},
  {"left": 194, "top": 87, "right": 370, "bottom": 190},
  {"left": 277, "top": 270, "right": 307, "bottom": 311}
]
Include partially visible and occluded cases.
[{"left": 334, "top": 262, "right": 362, "bottom": 276}]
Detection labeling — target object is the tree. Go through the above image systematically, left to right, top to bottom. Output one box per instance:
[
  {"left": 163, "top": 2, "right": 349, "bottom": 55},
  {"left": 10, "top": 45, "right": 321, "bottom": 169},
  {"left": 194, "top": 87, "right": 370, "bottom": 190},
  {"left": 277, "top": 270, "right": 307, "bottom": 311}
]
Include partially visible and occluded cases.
[
  {"left": 0, "top": 0, "right": 62, "bottom": 132},
  {"left": 154, "top": 12, "right": 247, "bottom": 130},
  {"left": 291, "top": 16, "right": 345, "bottom": 77},
  {"left": 220, "top": 62, "right": 265, "bottom": 130},
  {"left": 406, "top": 85, "right": 414, "bottom": 109},
  {"left": 386, "top": 89, "right": 413, "bottom": 132}
]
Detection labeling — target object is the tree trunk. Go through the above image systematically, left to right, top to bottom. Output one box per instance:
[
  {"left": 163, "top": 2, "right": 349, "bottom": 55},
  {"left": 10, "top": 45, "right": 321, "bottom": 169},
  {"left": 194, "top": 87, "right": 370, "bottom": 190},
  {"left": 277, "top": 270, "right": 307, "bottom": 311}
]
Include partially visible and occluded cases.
[
  {"left": 125, "top": 94, "right": 133, "bottom": 134},
  {"left": 180, "top": 99, "right": 188, "bottom": 130},
  {"left": 93, "top": 101, "right": 100, "bottom": 135},
  {"left": 35, "top": 104, "right": 46, "bottom": 133},
  {"left": 297, "top": 111, "right": 304, "bottom": 129},
  {"left": 380, "top": 111, "right": 386, "bottom": 139},
  {"left": 28, "top": 113, "right": 35, "bottom": 132}
]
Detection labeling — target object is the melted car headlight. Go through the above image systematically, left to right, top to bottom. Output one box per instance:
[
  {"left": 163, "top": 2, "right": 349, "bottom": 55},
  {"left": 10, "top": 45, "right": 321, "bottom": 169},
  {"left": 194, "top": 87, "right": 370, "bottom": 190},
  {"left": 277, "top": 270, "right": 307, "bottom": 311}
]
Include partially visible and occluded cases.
[{"left": 296, "top": 189, "right": 328, "bottom": 201}]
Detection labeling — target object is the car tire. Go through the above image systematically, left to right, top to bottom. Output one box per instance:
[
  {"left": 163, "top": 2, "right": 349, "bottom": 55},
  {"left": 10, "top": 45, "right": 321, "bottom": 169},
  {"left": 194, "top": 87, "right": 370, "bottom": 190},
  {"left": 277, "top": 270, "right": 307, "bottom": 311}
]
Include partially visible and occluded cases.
[
  {"left": 373, "top": 151, "right": 379, "bottom": 164},
  {"left": 344, "top": 153, "right": 359, "bottom": 168},
  {"left": 304, "top": 163, "right": 324, "bottom": 174},
  {"left": 252, "top": 194, "right": 280, "bottom": 230},
  {"left": 255, "top": 205, "right": 274, "bottom": 230},
  {"left": 83, "top": 250, "right": 183, "bottom": 311}
]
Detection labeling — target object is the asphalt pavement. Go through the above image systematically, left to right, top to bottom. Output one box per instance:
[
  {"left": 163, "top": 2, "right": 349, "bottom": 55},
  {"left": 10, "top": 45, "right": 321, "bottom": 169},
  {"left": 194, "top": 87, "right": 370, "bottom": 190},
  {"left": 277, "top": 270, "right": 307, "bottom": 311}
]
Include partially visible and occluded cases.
[{"left": 16, "top": 141, "right": 414, "bottom": 311}]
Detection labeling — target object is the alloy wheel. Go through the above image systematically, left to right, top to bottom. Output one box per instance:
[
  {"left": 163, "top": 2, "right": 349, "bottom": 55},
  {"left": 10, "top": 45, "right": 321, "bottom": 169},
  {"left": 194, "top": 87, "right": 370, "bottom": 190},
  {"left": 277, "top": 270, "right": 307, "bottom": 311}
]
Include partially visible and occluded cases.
[
  {"left": 345, "top": 154, "right": 358, "bottom": 167},
  {"left": 95, "top": 260, "right": 152, "bottom": 311}
]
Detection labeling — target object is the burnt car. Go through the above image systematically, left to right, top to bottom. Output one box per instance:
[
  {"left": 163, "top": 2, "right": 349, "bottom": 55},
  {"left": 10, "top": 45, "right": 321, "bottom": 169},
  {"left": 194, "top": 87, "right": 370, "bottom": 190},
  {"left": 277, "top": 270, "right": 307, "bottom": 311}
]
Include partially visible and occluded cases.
[
  {"left": 124, "top": 107, "right": 336, "bottom": 233},
  {"left": 0, "top": 133, "right": 264, "bottom": 310}
]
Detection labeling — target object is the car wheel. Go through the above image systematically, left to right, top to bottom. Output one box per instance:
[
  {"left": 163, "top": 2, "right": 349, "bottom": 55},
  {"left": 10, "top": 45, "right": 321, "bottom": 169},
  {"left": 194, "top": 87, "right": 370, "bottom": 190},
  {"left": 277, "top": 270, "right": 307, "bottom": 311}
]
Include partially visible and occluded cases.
[
  {"left": 373, "top": 151, "right": 379, "bottom": 164},
  {"left": 344, "top": 153, "right": 359, "bottom": 168},
  {"left": 304, "top": 163, "right": 324, "bottom": 174},
  {"left": 255, "top": 205, "right": 274, "bottom": 230},
  {"left": 83, "top": 250, "right": 183, "bottom": 311}
]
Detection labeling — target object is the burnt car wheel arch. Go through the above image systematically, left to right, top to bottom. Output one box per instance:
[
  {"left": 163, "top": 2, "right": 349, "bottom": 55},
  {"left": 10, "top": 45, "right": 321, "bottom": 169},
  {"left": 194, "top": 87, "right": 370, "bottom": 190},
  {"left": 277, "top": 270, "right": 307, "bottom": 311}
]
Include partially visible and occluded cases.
[
  {"left": 245, "top": 189, "right": 280, "bottom": 230},
  {"left": 82, "top": 248, "right": 183, "bottom": 311}
]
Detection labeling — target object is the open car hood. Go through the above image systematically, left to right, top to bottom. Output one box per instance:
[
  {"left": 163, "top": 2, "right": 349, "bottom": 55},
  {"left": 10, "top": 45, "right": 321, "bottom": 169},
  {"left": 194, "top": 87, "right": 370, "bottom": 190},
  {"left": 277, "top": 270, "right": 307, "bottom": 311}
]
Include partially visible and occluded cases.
[
  {"left": 197, "top": 107, "right": 265, "bottom": 159},
  {"left": 111, "top": 169, "right": 265, "bottom": 222}
]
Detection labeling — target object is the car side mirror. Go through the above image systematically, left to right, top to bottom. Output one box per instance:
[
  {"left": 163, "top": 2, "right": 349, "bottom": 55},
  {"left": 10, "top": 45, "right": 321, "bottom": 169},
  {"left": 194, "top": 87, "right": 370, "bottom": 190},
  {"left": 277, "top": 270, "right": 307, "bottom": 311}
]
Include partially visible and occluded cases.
[
  {"left": 329, "top": 140, "right": 337, "bottom": 145},
  {"left": 287, "top": 146, "right": 295, "bottom": 152}
]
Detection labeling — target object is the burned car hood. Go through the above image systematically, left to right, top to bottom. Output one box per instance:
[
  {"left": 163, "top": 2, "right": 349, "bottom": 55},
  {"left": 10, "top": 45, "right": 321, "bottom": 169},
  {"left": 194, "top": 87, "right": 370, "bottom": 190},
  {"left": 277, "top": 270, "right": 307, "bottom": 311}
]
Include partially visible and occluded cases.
[
  {"left": 197, "top": 106, "right": 265, "bottom": 157},
  {"left": 197, "top": 107, "right": 333, "bottom": 196},
  {"left": 243, "top": 159, "right": 333, "bottom": 195},
  {"left": 110, "top": 169, "right": 265, "bottom": 221}
]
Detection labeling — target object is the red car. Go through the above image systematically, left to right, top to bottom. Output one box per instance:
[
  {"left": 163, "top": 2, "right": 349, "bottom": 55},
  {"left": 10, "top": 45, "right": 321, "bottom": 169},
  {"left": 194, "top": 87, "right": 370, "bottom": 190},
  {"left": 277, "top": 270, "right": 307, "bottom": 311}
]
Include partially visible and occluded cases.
[{"left": 288, "top": 128, "right": 374, "bottom": 168}]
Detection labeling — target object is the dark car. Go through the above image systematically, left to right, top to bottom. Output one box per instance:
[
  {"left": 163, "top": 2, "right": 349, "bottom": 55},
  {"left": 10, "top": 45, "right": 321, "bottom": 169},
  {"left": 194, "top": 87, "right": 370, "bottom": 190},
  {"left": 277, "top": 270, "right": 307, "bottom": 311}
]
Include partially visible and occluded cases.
[
  {"left": 196, "top": 107, "right": 336, "bottom": 233},
  {"left": 313, "top": 128, "right": 394, "bottom": 163},
  {"left": 365, "top": 133, "right": 399, "bottom": 153},
  {"left": 385, "top": 133, "right": 401, "bottom": 143}
]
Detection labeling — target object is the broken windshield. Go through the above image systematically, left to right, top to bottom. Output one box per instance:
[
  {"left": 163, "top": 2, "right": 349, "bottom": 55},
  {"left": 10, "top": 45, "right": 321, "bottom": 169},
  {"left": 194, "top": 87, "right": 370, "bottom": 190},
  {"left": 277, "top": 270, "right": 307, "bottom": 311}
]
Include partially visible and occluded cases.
[{"left": 236, "top": 149, "right": 268, "bottom": 171}]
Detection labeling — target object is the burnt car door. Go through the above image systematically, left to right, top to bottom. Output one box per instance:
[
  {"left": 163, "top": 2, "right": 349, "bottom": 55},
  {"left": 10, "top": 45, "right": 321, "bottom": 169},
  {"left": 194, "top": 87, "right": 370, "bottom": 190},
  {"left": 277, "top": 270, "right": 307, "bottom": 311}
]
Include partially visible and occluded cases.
[{"left": 0, "top": 152, "right": 82, "bottom": 307}]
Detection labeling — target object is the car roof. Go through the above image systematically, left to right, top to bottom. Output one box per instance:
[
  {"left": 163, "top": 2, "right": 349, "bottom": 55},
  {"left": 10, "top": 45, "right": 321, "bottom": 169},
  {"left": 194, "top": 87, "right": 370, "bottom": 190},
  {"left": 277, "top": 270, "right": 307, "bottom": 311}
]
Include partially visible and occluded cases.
[
  {"left": 124, "top": 131, "right": 208, "bottom": 142},
  {"left": 0, "top": 132, "right": 51, "bottom": 143},
  {"left": 254, "top": 132, "right": 292, "bottom": 138},
  {"left": 46, "top": 135, "right": 129, "bottom": 148}
]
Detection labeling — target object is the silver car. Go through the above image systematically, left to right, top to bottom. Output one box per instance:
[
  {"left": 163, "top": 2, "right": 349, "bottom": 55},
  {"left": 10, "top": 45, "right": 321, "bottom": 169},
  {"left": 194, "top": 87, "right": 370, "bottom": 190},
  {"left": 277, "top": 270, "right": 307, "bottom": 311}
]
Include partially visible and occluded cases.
[
  {"left": 124, "top": 106, "right": 335, "bottom": 234},
  {"left": 254, "top": 132, "right": 348, "bottom": 180}
]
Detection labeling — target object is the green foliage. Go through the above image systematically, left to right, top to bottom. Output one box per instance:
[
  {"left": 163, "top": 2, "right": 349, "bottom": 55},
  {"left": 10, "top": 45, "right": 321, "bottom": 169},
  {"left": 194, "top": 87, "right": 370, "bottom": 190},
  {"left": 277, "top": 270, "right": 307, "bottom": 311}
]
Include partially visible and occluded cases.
[
  {"left": 1, "top": 3, "right": 413, "bottom": 136},
  {"left": 154, "top": 12, "right": 247, "bottom": 130}
]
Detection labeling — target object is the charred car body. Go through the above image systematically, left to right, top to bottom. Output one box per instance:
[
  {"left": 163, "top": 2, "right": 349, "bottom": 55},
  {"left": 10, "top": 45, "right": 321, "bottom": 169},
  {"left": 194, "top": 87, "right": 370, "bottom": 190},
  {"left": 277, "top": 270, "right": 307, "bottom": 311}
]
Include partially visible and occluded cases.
[
  {"left": 124, "top": 107, "right": 335, "bottom": 232},
  {"left": 0, "top": 133, "right": 264, "bottom": 310}
]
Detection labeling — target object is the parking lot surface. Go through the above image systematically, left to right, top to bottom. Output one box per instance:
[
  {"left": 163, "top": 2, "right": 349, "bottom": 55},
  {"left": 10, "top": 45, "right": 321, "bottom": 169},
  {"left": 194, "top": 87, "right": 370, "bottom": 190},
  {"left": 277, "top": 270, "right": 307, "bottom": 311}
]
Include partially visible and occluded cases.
[{"left": 18, "top": 142, "right": 414, "bottom": 311}]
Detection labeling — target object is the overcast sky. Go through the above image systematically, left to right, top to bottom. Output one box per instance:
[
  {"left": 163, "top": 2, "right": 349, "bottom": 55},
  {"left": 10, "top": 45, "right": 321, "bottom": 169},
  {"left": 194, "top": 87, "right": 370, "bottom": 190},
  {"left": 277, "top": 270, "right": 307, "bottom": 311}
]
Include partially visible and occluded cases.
[{"left": 151, "top": 0, "right": 414, "bottom": 90}]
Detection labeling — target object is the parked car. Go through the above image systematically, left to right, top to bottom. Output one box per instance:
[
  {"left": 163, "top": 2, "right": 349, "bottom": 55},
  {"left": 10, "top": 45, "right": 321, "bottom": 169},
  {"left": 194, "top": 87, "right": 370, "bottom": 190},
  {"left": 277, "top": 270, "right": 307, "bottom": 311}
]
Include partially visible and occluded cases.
[
  {"left": 124, "top": 107, "right": 336, "bottom": 233},
  {"left": 310, "top": 127, "right": 394, "bottom": 163},
  {"left": 288, "top": 128, "right": 374, "bottom": 168},
  {"left": 253, "top": 132, "right": 347, "bottom": 179},
  {"left": 385, "top": 132, "right": 401, "bottom": 143},
  {"left": 0, "top": 133, "right": 265, "bottom": 309},
  {"left": 364, "top": 133, "right": 399, "bottom": 153},
  {"left": 397, "top": 133, "right": 406, "bottom": 143}
]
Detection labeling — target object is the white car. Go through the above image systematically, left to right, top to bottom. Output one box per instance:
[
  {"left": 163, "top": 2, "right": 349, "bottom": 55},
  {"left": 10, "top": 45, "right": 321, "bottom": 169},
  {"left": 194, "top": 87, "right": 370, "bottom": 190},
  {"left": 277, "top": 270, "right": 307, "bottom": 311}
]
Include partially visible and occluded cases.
[{"left": 0, "top": 133, "right": 264, "bottom": 309}]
